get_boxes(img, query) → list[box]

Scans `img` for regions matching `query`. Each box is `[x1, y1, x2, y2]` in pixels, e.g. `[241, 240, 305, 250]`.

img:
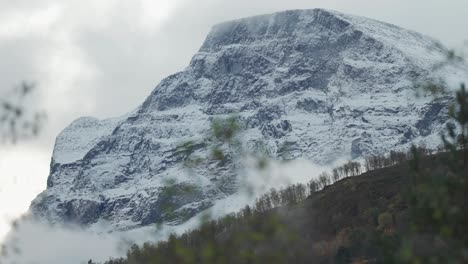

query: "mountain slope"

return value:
[104, 155, 413, 264]
[31, 9, 456, 231]
[101, 149, 466, 264]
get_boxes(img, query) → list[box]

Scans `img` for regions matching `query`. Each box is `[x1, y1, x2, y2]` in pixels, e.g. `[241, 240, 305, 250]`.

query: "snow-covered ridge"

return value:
[52, 117, 122, 165]
[201, 9, 446, 62]
[31, 9, 464, 232]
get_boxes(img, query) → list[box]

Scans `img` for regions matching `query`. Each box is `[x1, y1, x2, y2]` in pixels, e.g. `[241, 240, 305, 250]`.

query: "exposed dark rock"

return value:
[30, 9, 458, 231]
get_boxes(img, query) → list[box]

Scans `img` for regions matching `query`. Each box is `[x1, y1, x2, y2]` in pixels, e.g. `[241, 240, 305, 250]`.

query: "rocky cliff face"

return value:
[30, 9, 458, 231]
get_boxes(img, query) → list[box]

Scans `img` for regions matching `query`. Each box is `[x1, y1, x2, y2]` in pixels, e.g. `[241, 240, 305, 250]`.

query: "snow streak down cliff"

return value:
[31, 9, 456, 231]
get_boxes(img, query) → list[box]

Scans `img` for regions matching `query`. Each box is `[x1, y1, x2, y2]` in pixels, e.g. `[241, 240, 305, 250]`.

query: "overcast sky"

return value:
[0, 0, 467, 241]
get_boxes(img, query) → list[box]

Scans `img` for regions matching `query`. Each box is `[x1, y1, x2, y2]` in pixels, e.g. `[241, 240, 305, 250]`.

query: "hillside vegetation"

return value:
[92, 84, 468, 264]
[98, 149, 444, 264]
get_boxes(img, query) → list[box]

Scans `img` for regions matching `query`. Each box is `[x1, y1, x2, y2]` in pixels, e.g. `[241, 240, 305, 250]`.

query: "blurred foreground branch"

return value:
[0, 82, 46, 144]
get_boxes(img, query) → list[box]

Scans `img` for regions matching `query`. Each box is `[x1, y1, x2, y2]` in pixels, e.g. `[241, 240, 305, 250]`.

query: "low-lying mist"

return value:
[1, 158, 342, 264]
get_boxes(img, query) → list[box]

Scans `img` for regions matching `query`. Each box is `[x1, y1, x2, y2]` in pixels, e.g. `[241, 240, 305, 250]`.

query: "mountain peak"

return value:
[200, 9, 445, 65]
[200, 9, 349, 52]
[31, 10, 459, 231]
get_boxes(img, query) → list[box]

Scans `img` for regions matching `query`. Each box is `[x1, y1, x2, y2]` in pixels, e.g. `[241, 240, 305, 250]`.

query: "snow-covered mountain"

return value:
[30, 9, 459, 231]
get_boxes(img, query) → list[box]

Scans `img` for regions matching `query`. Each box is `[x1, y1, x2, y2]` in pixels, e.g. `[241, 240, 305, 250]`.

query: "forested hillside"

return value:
[95, 150, 430, 263]
[95, 84, 468, 264]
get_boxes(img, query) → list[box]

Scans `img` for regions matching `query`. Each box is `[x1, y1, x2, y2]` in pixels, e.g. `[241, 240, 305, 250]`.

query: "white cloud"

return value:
[0, 146, 50, 242]
[2, 220, 126, 264]
[0, 4, 61, 39]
